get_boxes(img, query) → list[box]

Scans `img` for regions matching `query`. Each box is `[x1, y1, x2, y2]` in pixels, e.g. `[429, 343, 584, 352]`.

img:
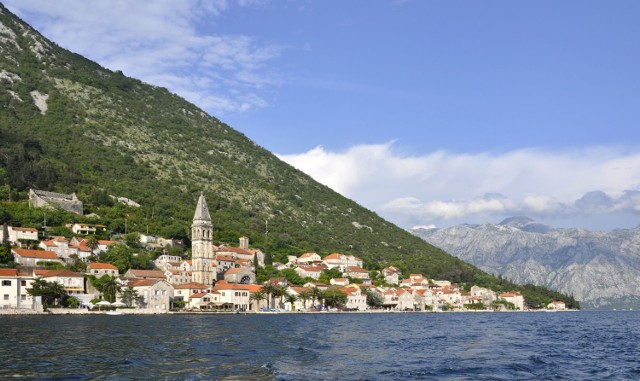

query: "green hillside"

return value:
[0, 4, 578, 308]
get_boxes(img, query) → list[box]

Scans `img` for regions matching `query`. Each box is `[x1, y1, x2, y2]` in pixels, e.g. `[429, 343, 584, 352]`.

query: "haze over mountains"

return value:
[413, 217, 640, 309]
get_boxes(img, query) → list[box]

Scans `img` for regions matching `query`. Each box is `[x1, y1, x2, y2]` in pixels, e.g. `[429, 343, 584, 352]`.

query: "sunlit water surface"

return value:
[1, 311, 639, 380]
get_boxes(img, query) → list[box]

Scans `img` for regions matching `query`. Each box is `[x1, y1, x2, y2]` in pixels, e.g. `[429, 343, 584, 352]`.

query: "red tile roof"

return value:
[126, 269, 165, 278]
[12, 249, 59, 259]
[129, 279, 161, 287]
[175, 282, 209, 290]
[0, 269, 19, 277]
[224, 268, 247, 275]
[41, 269, 84, 278]
[87, 263, 118, 270]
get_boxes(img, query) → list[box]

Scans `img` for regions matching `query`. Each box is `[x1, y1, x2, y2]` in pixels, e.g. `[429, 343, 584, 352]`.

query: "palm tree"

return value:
[96, 275, 121, 303]
[310, 287, 323, 309]
[261, 283, 277, 309]
[298, 289, 312, 310]
[272, 285, 287, 310]
[250, 290, 267, 312]
[86, 236, 99, 255]
[285, 293, 298, 311]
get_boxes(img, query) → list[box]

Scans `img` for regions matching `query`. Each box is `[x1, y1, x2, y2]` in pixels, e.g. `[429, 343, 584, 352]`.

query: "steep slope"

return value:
[413, 219, 640, 309]
[0, 3, 479, 282]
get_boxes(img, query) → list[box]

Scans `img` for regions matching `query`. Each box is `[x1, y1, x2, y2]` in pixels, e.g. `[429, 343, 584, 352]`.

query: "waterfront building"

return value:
[0, 269, 36, 310]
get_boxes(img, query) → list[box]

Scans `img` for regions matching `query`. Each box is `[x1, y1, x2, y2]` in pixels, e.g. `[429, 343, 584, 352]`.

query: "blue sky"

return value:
[4, 1, 640, 230]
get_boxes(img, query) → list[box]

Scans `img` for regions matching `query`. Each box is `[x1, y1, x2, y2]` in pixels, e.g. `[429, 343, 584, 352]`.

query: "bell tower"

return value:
[191, 192, 214, 285]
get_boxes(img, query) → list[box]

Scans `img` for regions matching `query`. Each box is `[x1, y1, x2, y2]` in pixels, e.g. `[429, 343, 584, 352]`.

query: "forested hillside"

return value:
[0, 4, 578, 307]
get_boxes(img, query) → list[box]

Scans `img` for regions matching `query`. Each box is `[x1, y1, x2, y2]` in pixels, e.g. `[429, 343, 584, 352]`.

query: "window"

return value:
[2, 281, 10, 286]
[21, 281, 26, 287]
[3, 295, 8, 300]
[21, 295, 26, 301]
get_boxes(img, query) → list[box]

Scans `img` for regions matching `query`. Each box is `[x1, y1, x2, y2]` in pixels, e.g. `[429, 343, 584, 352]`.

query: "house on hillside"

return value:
[0, 226, 39, 246]
[86, 263, 119, 278]
[39, 269, 85, 296]
[11, 248, 62, 267]
[382, 266, 401, 285]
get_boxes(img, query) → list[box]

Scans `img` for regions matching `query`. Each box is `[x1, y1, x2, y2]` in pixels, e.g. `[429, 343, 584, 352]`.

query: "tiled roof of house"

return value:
[175, 282, 209, 290]
[41, 269, 83, 278]
[216, 246, 255, 255]
[212, 283, 262, 292]
[224, 268, 248, 275]
[129, 279, 161, 287]
[87, 263, 118, 270]
[12, 249, 59, 259]
[0, 269, 19, 277]
[126, 269, 165, 278]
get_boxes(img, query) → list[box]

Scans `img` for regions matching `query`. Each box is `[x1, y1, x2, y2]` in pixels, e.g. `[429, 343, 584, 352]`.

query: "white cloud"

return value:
[3, 0, 281, 115]
[278, 143, 640, 229]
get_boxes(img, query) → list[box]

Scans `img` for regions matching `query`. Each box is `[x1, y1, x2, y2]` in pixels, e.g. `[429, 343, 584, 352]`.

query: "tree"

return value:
[310, 287, 323, 309]
[261, 283, 277, 309]
[27, 279, 67, 308]
[365, 288, 384, 309]
[297, 289, 312, 310]
[119, 286, 139, 307]
[66, 253, 86, 273]
[249, 290, 267, 311]
[322, 288, 347, 308]
[318, 268, 342, 285]
[93, 275, 121, 303]
[125, 232, 141, 249]
[272, 285, 287, 310]
[0, 224, 12, 263]
[285, 293, 298, 311]
[86, 235, 99, 254]
[264, 251, 273, 266]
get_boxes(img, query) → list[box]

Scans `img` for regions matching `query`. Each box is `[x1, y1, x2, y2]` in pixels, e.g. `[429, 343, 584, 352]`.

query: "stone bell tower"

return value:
[191, 192, 214, 286]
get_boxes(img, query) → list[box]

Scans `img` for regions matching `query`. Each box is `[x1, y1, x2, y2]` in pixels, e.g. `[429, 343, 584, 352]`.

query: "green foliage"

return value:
[92, 275, 121, 303]
[318, 268, 342, 285]
[26, 278, 66, 308]
[119, 286, 139, 307]
[464, 302, 486, 311]
[322, 288, 347, 308]
[365, 288, 384, 308]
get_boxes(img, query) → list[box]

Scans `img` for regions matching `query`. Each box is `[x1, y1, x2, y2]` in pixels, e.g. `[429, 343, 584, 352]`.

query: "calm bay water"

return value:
[1, 310, 639, 380]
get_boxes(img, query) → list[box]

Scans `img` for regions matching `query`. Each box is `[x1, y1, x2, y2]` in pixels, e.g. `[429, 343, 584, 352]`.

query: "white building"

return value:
[0, 226, 38, 245]
[12, 248, 62, 267]
[0, 269, 36, 309]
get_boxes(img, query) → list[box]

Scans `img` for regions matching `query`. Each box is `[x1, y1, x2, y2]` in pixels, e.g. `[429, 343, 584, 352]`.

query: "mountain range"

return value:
[412, 217, 640, 309]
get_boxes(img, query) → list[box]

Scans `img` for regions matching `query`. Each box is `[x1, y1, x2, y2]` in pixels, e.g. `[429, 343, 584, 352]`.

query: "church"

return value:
[190, 193, 258, 286]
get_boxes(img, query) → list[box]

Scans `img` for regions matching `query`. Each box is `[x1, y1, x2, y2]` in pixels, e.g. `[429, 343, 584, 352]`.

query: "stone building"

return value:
[29, 189, 83, 215]
[191, 193, 215, 286]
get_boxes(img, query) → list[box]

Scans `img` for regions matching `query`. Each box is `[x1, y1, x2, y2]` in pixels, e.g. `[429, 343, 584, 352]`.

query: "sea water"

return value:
[1, 310, 639, 380]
